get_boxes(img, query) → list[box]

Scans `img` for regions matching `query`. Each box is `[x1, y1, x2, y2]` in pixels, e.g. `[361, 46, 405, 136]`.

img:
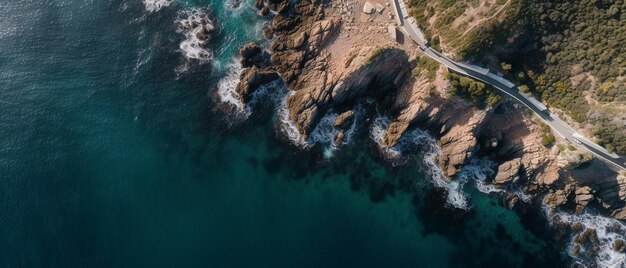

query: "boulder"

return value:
[614, 239, 626, 253]
[362, 2, 375, 14]
[544, 189, 569, 209]
[494, 158, 522, 185]
[239, 42, 270, 68]
[334, 110, 354, 130]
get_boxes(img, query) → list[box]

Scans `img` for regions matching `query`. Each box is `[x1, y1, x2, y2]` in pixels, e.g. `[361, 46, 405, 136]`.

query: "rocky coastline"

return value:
[224, 0, 626, 263]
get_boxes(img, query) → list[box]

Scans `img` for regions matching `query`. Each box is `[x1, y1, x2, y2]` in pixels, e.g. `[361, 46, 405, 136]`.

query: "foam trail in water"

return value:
[370, 118, 503, 209]
[458, 158, 500, 195]
[143, 0, 173, 12]
[175, 8, 215, 61]
[243, 79, 308, 147]
[217, 60, 246, 113]
[547, 209, 626, 267]
[309, 111, 339, 157]
[369, 115, 391, 150]
[369, 118, 471, 209]
[275, 92, 308, 147]
[339, 104, 363, 146]
[417, 134, 470, 209]
[308, 104, 363, 158]
[224, 0, 244, 11]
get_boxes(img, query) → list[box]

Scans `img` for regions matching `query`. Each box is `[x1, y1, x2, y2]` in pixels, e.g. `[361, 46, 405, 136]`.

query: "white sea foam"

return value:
[369, 119, 471, 209]
[217, 60, 246, 113]
[416, 134, 470, 210]
[308, 104, 364, 158]
[240, 79, 308, 147]
[547, 209, 626, 267]
[225, 0, 244, 11]
[339, 104, 363, 146]
[275, 92, 308, 147]
[369, 115, 391, 150]
[143, 0, 173, 12]
[369, 117, 503, 210]
[175, 8, 215, 61]
[309, 109, 339, 150]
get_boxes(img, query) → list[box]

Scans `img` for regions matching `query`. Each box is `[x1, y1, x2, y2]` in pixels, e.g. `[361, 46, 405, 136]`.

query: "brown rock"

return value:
[614, 239, 626, 253]
[334, 110, 354, 130]
[239, 42, 269, 68]
[494, 158, 522, 185]
[544, 189, 569, 209]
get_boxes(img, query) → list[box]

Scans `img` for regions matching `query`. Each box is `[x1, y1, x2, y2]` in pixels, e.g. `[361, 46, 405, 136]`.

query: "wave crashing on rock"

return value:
[143, 0, 173, 12]
[549, 209, 626, 267]
[175, 8, 216, 61]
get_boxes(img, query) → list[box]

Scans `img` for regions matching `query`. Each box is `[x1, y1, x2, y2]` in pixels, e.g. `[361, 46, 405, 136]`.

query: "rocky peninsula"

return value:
[224, 0, 626, 263]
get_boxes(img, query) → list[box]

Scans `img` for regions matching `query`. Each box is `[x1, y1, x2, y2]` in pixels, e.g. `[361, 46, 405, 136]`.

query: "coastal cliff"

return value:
[232, 0, 626, 223]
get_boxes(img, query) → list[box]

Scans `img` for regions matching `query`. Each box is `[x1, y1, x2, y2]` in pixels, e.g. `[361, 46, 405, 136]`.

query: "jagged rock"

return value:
[334, 131, 345, 145]
[240, 42, 270, 68]
[289, 32, 308, 49]
[494, 158, 522, 185]
[259, 6, 270, 16]
[286, 46, 409, 139]
[611, 207, 626, 220]
[236, 0, 626, 222]
[334, 110, 354, 130]
[437, 109, 486, 177]
[574, 228, 599, 246]
[574, 186, 595, 213]
[571, 245, 581, 257]
[544, 189, 569, 209]
[614, 239, 626, 253]
[255, 0, 289, 14]
[236, 67, 280, 102]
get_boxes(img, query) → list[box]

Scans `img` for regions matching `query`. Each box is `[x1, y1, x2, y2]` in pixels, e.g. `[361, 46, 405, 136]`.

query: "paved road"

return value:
[391, 0, 626, 171]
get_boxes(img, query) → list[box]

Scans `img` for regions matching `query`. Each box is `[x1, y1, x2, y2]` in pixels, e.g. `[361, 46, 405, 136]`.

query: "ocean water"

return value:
[0, 0, 571, 267]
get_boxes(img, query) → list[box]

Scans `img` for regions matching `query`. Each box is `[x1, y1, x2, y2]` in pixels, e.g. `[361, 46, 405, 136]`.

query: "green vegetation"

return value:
[539, 122, 555, 148]
[412, 56, 440, 79]
[409, 0, 626, 154]
[447, 72, 501, 108]
[568, 144, 577, 151]
[367, 47, 389, 64]
[591, 115, 626, 154]
[512, 0, 626, 154]
[406, 0, 518, 59]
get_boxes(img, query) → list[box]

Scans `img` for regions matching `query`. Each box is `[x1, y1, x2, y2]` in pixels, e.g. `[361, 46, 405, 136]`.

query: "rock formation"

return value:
[229, 0, 626, 222]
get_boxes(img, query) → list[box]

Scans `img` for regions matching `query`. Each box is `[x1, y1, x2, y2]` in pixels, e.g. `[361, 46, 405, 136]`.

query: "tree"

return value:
[501, 62, 512, 72]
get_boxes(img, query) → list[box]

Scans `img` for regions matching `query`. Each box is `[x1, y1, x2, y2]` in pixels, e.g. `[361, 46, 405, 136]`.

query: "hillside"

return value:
[408, 0, 626, 154]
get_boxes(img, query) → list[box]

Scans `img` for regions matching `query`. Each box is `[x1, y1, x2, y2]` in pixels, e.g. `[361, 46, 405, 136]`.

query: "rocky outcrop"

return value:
[231, 0, 626, 223]
[239, 42, 270, 68]
[494, 159, 521, 185]
[287, 46, 409, 138]
[254, 0, 290, 15]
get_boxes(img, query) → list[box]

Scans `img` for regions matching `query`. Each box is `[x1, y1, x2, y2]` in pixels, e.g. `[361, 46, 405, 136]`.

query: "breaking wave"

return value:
[217, 59, 246, 113]
[548, 209, 626, 267]
[216, 73, 306, 147]
[275, 91, 308, 147]
[369, 118, 471, 209]
[369, 116, 502, 210]
[369, 115, 391, 152]
[225, 0, 244, 11]
[175, 8, 216, 61]
[143, 0, 173, 12]
[309, 105, 363, 158]
[309, 111, 340, 157]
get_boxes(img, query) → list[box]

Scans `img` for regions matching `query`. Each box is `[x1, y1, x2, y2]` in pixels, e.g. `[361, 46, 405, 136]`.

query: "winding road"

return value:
[390, 0, 626, 171]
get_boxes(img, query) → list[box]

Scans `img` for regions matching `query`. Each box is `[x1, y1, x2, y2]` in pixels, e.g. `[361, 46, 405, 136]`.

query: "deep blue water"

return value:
[0, 0, 567, 267]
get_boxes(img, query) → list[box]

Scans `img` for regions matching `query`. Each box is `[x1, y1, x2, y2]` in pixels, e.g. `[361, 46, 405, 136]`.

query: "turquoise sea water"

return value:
[0, 0, 568, 267]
